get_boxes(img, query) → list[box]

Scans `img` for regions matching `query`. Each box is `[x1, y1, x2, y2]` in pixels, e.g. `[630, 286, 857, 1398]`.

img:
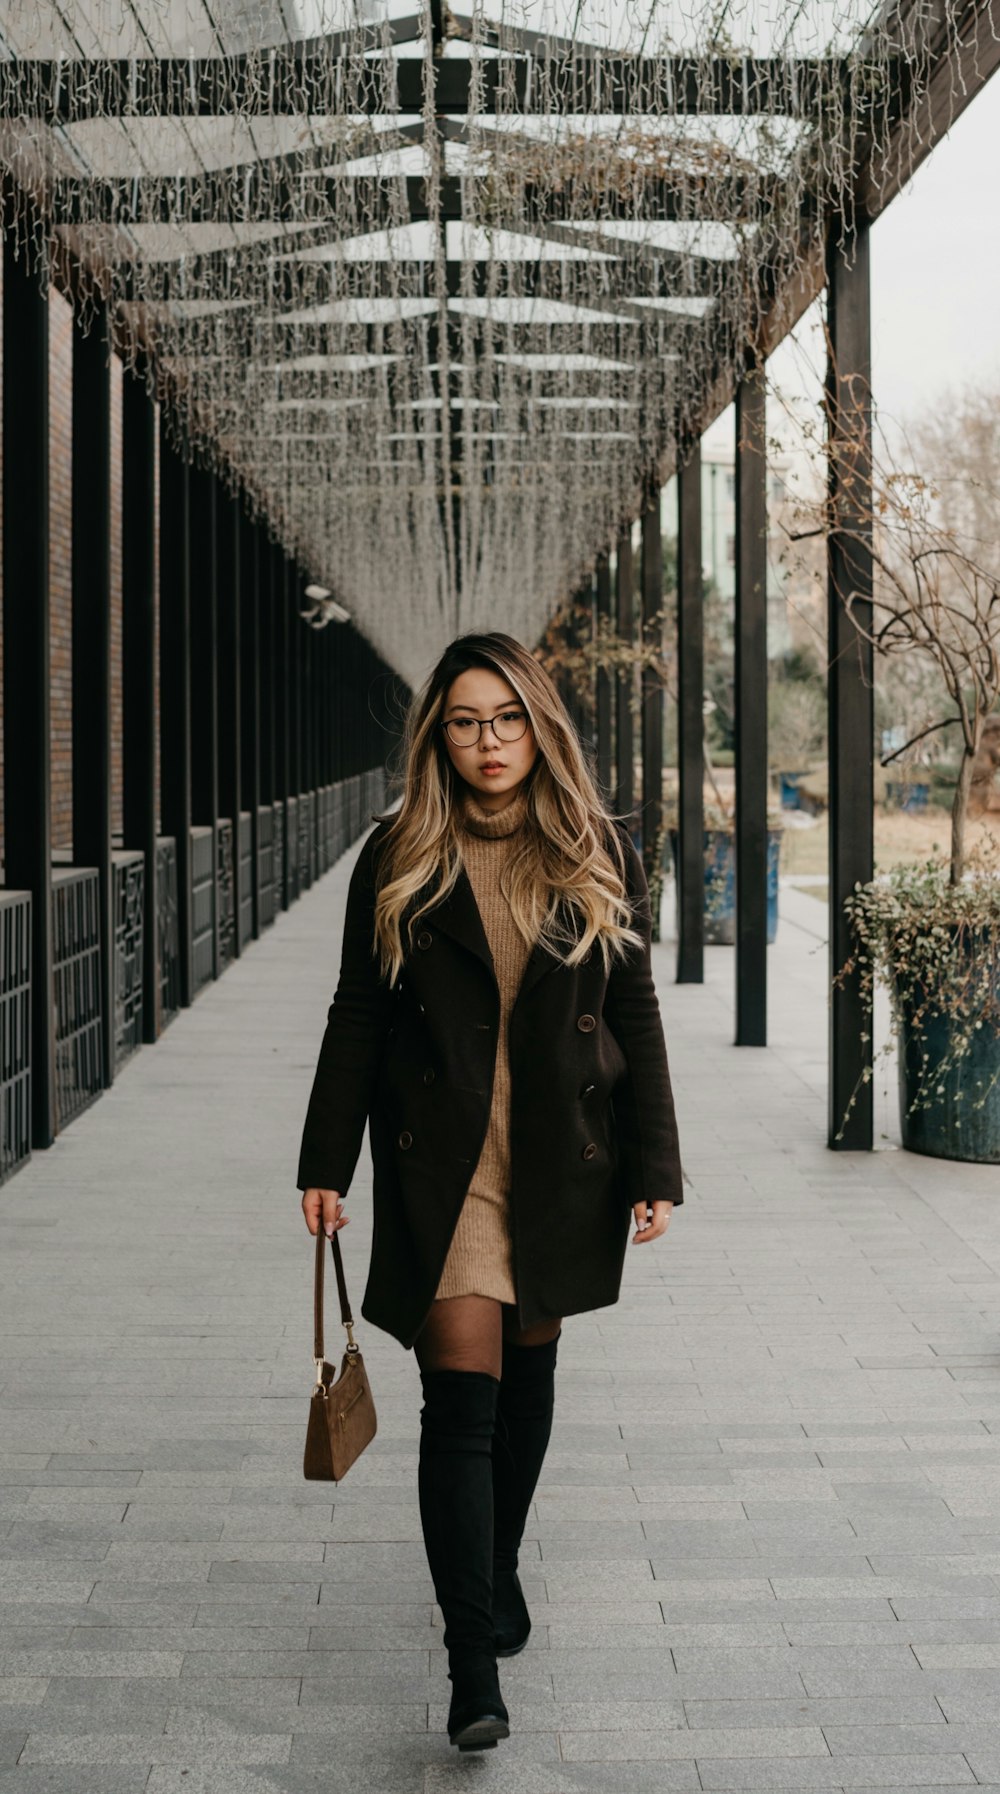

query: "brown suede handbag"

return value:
[303, 1224, 377, 1482]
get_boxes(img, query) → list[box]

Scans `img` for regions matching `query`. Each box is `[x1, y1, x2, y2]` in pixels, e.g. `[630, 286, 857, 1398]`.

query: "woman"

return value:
[298, 631, 683, 1752]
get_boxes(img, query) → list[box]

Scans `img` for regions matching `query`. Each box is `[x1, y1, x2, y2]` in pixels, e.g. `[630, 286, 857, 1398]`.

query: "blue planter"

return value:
[886, 780, 930, 814]
[671, 828, 781, 945]
[897, 941, 1000, 1163]
[779, 771, 809, 810]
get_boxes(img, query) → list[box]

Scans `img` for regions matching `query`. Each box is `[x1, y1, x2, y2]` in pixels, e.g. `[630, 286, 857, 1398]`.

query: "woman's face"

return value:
[441, 667, 539, 809]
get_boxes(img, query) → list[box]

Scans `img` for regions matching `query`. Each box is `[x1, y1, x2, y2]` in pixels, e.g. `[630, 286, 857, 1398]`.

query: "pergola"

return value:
[1, 0, 998, 1173]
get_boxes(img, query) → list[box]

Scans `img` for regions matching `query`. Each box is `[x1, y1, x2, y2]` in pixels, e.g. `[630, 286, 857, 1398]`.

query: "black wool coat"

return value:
[296, 816, 684, 1348]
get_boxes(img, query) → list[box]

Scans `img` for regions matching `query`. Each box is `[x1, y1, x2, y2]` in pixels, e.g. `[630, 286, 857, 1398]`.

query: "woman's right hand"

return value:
[301, 1188, 349, 1237]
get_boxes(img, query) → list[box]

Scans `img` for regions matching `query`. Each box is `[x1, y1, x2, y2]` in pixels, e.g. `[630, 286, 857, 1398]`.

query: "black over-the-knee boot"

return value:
[491, 1331, 560, 1655]
[417, 1367, 510, 1751]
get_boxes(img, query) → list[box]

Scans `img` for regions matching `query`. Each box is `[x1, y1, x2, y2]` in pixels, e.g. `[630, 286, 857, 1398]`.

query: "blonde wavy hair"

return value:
[371, 632, 645, 985]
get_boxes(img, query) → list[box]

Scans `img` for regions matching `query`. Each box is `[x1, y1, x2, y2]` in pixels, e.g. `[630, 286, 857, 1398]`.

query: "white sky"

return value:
[871, 72, 1000, 426]
[701, 70, 1000, 465]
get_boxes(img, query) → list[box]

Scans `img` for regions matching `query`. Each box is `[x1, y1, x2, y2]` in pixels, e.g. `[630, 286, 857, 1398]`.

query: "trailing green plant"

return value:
[834, 832, 1000, 1138]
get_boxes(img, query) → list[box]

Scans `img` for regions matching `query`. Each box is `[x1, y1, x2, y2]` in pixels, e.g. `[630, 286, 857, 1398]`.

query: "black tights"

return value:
[413, 1294, 563, 1376]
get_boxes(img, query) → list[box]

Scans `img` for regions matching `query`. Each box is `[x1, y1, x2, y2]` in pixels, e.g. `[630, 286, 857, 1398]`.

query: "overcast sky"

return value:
[871, 71, 1000, 426]
[699, 70, 1000, 465]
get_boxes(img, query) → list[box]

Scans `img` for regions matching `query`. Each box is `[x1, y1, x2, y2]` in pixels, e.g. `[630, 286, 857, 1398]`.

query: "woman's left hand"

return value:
[631, 1200, 673, 1244]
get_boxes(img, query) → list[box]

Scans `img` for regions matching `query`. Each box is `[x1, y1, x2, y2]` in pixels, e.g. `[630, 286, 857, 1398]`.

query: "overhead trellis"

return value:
[1, 0, 997, 686]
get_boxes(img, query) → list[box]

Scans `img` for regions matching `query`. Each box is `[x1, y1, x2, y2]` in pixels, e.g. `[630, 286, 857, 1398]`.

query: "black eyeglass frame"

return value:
[440, 709, 530, 748]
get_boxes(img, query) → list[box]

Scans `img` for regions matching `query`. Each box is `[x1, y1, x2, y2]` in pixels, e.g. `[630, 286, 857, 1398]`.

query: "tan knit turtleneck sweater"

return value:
[433, 782, 533, 1306]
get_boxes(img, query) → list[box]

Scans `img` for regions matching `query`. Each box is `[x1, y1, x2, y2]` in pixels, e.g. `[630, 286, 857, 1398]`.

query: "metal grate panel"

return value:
[257, 803, 275, 929]
[0, 891, 31, 1183]
[298, 790, 313, 891]
[238, 811, 254, 947]
[113, 850, 144, 1069]
[53, 867, 103, 1129]
[286, 796, 299, 903]
[157, 836, 181, 1030]
[272, 800, 285, 913]
[217, 818, 235, 973]
[191, 825, 216, 993]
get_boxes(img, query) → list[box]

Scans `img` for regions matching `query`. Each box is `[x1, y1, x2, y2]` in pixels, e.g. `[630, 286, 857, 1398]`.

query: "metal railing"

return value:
[1, 766, 389, 1182]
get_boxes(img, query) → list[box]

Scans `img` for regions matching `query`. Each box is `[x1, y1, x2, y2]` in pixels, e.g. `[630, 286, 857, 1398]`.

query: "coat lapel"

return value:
[419, 865, 566, 999]
[419, 864, 495, 979]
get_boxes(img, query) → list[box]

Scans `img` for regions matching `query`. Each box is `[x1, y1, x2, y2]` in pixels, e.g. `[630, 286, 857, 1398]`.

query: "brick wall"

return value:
[0, 281, 130, 869]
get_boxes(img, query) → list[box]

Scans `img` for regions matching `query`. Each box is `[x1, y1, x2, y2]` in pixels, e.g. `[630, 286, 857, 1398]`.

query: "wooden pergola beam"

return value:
[49, 167, 775, 229]
[1, 53, 848, 120]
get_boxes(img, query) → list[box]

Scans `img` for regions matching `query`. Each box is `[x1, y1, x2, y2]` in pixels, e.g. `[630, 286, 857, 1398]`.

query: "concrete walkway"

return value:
[2, 832, 1000, 1793]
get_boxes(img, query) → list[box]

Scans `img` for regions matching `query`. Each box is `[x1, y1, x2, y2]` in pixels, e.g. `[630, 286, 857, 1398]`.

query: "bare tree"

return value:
[777, 367, 1000, 884]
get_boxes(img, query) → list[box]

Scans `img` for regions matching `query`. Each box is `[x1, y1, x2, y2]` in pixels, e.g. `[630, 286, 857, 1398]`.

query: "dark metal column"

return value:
[827, 217, 875, 1149]
[595, 554, 613, 801]
[291, 567, 302, 797]
[274, 548, 290, 909]
[189, 466, 218, 973]
[71, 309, 113, 1087]
[239, 512, 260, 935]
[615, 524, 635, 829]
[218, 491, 242, 953]
[159, 425, 193, 1006]
[189, 467, 218, 830]
[122, 372, 158, 1043]
[303, 576, 314, 794]
[2, 234, 55, 1147]
[640, 486, 664, 900]
[676, 444, 705, 984]
[734, 363, 769, 1046]
[260, 538, 275, 807]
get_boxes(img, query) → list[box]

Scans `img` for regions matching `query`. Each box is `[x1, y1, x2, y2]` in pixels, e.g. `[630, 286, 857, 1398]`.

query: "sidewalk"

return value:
[2, 832, 1000, 1793]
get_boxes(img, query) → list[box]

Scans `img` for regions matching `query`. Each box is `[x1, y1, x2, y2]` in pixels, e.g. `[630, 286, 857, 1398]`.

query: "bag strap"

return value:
[313, 1224, 358, 1367]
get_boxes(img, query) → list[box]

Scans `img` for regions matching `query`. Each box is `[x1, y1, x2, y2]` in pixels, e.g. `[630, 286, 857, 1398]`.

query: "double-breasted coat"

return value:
[296, 814, 684, 1348]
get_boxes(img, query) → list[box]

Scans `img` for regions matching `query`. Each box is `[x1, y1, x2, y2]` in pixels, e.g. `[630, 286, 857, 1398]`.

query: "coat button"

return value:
[416, 930, 433, 951]
[577, 1013, 596, 1032]
[582, 1142, 598, 1161]
[423, 1068, 435, 1086]
[580, 1082, 595, 1098]
[398, 1130, 413, 1149]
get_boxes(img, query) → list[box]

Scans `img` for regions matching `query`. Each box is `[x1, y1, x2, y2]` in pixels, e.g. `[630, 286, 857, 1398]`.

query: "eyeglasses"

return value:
[442, 709, 529, 747]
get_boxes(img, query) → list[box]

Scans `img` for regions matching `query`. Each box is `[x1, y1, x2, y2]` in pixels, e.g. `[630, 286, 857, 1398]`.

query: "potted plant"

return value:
[779, 375, 1000, 1160]
[664, 789, 786, 945]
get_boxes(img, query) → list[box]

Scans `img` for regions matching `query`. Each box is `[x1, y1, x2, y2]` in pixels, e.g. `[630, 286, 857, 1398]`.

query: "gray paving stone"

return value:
[559, 1726, 830, 1760]
[696, 1756, 975, 1787]
[683, 1697, 946, 1727]
[18, 1730, 294, 1765]
[0, 1773, 150, 1792]
[824, 1723, 1000, 1755]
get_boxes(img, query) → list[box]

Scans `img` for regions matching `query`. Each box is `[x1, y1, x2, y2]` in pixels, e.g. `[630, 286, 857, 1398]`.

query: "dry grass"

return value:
[779, 808, 1000, 879]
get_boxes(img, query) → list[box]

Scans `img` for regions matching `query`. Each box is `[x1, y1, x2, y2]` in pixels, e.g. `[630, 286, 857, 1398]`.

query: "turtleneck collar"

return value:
[459, 781, 530, 839]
